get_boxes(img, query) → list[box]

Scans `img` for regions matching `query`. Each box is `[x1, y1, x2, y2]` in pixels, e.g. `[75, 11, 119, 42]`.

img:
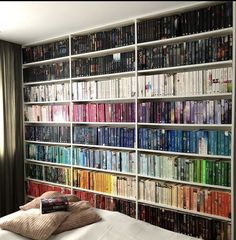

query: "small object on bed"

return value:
[40, 196, 69, 214]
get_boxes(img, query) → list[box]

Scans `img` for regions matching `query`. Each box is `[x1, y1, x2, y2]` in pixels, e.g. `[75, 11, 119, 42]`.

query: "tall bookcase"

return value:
[22, 2, 235, 239]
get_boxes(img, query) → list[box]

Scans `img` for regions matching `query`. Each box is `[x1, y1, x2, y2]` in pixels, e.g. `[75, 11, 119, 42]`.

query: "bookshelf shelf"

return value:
[71, 71, 135, 81]
[22, 2, 234, 239]
[138, 174, 231, 191]
[137, 27, 233, 48]
[138, 60, 233, 74]
[138, 149, 231, 160]
[72, 186, 136, 201]
[71, 44, 135, 59]
[22, 56, 70, 68]
[138, 200, 231, 222]
[72, 165, 136, 177]
[23, 78, 71, 86]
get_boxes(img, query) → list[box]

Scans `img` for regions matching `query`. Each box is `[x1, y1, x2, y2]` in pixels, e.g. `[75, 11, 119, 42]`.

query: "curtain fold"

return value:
[0, 40, 24, 217]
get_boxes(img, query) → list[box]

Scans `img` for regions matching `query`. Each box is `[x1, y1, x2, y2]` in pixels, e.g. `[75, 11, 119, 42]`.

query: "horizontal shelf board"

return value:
[72, 165, 136, 176]
[26, 178, 71, 188]
[24, 100, 70, 105]
[72, 122, 135, 127]
[72, 97, 135, 103]
[138, 200, 231, 222]
[72, 186, 136, 201]
[25, 140, 71, 146]
[138, 174, 231, 191]
[137, 149, 231, 160]
[138, 61, 233, 74]
[137, 123, 232, 130]
[71, 44, 135, 58]
[24, 121, 70, 125]
[72, 143, 134, 151]
[137, 28, 233, 47]
[25, 159, 71, 168]
[23, 78, 71, 86]
[71, 71, 135, 81]
[137, 93, 232, 101]
[22, 56, 69, 68]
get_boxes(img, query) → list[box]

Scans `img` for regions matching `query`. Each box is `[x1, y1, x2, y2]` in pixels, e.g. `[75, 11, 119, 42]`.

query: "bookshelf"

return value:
[22, 2, 235, 239]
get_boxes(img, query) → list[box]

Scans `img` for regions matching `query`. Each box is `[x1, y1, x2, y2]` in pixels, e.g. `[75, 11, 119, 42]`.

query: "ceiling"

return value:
[0, 1, 198, 46]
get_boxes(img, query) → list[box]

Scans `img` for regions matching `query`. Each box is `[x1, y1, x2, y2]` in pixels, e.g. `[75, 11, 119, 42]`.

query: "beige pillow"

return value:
[20, 191, 80, 210]
[0, 209, 70, 240]
[54, 203, 101, 234]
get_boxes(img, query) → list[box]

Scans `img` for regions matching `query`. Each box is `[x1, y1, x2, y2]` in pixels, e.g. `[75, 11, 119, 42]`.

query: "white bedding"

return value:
[0, 208, 198, 240]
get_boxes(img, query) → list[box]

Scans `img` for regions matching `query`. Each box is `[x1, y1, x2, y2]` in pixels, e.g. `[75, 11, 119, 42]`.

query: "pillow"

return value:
[54, 203, 101, 234]
[0, 209, 70, 240]
[20, 191, 80, 210]
[68, 201, 91, 212]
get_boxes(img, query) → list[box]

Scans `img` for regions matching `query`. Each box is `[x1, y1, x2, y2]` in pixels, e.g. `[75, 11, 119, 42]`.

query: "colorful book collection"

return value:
[73, 147, 136, 173]
[26, 143, 71, 165]
[73, 126, 135, 148]
[138, 67, 232, 97]
[24, 104, 70, 122]
[138, 99, 232, 124]
[72, 76, 136, 100]
[138, 204, 231, 240]
[23, 39, 69, 63]
[139, 153, 231, 187]
[25, 125, 71, 143]
[26, 163, 43, 180]
[73, 103, 135, 122]
[24, 83, 70, 102]
[137, 2, 232, 43]
[23, 61, 69, 83]
[72, 24, 135, 54]
[138, 128, 231, 156]
[26, 180, 71, 197]
[44, 165, 71, 186]
[73, 170, 136, 198]
[71, 51, 135, 77]
[138, 35, 232, 70]
[139, 179, 231, 218]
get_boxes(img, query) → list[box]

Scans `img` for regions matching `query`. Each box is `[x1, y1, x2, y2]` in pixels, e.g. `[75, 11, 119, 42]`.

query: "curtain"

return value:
[0, 40, 24, 217]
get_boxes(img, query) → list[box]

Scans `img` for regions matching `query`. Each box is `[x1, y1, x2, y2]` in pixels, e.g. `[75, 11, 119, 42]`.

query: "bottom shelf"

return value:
[25, 180, 231, 240]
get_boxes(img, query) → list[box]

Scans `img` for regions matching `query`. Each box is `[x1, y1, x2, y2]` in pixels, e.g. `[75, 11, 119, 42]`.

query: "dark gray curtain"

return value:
[0, 40, 24, 217]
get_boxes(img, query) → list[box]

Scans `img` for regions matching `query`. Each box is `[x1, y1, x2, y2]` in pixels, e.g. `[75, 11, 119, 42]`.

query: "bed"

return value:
[0, 208, 198, 240]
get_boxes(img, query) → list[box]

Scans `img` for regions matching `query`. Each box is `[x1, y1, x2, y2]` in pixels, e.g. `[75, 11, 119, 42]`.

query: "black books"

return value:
[40, 196, 69, 214]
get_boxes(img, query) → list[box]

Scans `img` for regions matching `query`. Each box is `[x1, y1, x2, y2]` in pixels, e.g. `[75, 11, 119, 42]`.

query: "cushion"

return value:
[54, 202, 101, 234]
[20, 191, 80, 210]
[0, 208, 70, 240]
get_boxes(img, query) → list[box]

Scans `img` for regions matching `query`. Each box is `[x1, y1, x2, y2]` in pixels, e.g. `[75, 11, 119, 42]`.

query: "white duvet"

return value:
[0, 208, 198, 240]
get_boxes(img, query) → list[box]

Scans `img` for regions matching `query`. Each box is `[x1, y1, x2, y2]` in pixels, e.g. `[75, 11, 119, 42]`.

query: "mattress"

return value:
[0, 208, 198, 240]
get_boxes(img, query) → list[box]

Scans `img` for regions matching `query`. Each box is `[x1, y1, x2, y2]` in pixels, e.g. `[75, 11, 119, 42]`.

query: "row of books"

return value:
[139, 153, 230, 187]
[71, 51, 135, 77]
[73, 147, 136, 173]
[23, 61, 69, 83]
[72, 24, 135, 54]
[138, 204, 231, 240]
[45, 166, 71, 186]
[73, 126, 135, 148]
[139, 180, 231, 218]
[138, 99, 232, 124]
[72, 77, 136, 100]
[73, 170, 136, 198]
[137, 2, 232, 43]
[24, 105, 70, 122]
[25, 125, 71, 143]
[138, 67, 233, 98]
[138, 129, 231, 156]
[73, 103, 135, 122]
[26, 143, 71, 165]
[138, 35, 232, 70]
[24, 83, 70, 102]
[26, 164, 43, 180]
[23, 39, 69, 64]
[26, 180, 71, 197]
